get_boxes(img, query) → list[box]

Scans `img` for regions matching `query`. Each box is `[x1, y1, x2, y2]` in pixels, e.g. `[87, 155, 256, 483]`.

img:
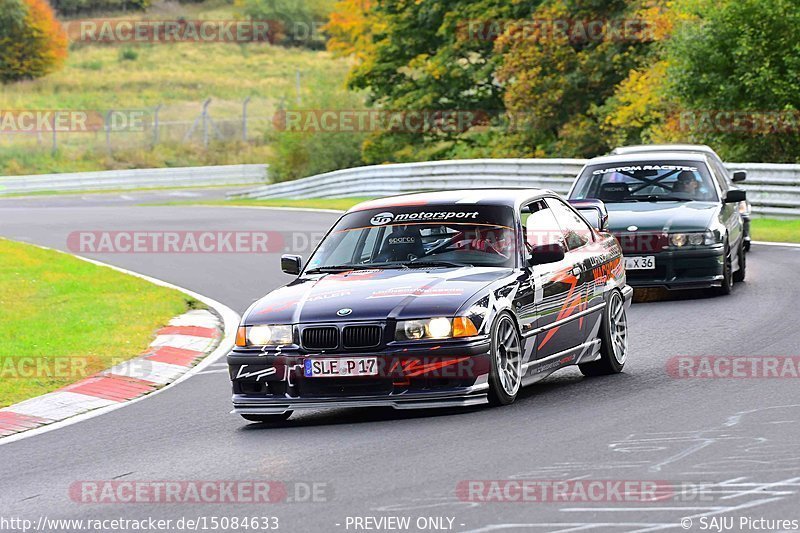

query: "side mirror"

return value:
[528, 243, 566, 267]
[732, 170, 747, 183]
[568, 199, 609, 231]
[724, 189, 747, 204]
[281, 254, 302, 275]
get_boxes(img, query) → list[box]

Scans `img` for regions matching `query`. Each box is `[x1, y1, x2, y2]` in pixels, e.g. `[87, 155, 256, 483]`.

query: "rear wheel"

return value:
[241, 412, 292, 423]
[714, 242, 733, 296]
[487, 313, 522, 406]
[579, 290, 627, 377]
[733, 239, 746, 283]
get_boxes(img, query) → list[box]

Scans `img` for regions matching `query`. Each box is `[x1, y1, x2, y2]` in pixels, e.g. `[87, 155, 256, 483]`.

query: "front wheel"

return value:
[714, 242, 733, 296]
[579, 290, 628, 377]
[241, 412, 292, 423]
[487, 313, 523, 406]
[733, 239, 746, 283]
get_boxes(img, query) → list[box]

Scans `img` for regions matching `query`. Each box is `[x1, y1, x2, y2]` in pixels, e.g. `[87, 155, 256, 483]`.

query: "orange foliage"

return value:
[0, 0, 68, 83]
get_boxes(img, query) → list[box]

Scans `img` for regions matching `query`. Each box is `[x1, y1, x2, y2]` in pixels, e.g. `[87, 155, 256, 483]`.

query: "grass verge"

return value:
[0, 238, 196, 407]
[750, 218, 800, 244]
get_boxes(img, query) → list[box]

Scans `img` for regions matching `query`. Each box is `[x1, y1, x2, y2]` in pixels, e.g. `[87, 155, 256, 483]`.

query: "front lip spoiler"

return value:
[231, 384, 489, 414]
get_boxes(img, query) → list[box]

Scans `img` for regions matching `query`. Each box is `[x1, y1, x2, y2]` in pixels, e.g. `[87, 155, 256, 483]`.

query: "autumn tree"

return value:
[0, 0, 68, 83]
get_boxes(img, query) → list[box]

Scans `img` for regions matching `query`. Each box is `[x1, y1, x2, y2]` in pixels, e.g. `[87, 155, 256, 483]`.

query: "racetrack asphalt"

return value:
[1, 189, 799, 533]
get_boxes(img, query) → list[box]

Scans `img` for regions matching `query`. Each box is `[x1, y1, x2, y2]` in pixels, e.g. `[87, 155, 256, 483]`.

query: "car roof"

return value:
[347, 188, 552, 213]
[611, 144, 716, 156]
[584, 151, 710, 166]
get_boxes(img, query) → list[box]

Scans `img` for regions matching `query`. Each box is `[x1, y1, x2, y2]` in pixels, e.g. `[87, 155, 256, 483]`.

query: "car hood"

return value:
[605, 201, 719, 233]
[245, 268, 511, 324]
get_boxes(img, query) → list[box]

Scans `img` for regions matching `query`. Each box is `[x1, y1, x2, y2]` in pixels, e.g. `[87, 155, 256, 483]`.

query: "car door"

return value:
[708, 158, 743, 250]
[521, 199, 583, 361]
[536, 197, 603, 358]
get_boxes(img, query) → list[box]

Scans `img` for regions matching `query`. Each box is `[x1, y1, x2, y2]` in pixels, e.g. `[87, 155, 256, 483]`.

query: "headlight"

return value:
[668, 231, 716, 248]
[235, 324, 294, 347]
[395, 317, 478, 341]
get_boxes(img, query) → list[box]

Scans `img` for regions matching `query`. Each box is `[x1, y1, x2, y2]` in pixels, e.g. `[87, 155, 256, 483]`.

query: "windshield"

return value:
[570, 161, 719, 203]
[304, 205, 517, 271]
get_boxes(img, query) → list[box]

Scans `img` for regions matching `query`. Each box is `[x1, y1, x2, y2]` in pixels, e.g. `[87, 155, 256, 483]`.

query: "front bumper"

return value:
[228, 337, 492, 414]
[624, 245, 725, 290]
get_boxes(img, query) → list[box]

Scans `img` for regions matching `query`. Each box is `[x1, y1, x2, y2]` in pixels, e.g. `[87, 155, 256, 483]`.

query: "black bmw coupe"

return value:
[228, 189, 632, 422]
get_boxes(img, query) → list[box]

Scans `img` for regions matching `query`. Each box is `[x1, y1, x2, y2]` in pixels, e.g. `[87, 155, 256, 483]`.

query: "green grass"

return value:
[0, 238, 196, 407]
[0, 1, 351, 176]
[750, 218, 800, 244]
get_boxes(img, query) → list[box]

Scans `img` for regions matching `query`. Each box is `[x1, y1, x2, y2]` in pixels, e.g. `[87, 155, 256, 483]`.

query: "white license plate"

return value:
[625, 256, 656, 270]
[304, 357, 378, 378]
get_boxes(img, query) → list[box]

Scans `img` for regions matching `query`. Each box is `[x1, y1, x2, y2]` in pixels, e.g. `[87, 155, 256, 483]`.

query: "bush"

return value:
[265, 73, 366, 182]
[0, 0, 68, 83]
[240, 0, 334, 49]
[51, 0, 151, 16]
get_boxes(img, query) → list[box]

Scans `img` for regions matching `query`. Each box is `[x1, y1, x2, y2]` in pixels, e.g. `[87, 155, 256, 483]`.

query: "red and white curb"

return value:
[0, 309, 222, 438]
[0, 242, 239, 446]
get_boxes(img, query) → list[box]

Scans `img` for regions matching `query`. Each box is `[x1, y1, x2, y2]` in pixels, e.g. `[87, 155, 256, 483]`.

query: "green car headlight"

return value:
[669, 231, 716, 248]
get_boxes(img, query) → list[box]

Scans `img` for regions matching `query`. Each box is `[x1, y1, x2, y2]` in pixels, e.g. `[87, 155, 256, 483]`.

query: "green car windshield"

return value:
[571, 161, 719, 203]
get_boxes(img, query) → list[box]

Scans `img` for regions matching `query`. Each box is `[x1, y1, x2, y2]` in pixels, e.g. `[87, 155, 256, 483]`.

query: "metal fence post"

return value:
[105, 110, 112, 152]
[152, 104, 162, 147]
[202, 98, 211, 149]
[51, 112, 58, 155]
[242, 97, 251, 142]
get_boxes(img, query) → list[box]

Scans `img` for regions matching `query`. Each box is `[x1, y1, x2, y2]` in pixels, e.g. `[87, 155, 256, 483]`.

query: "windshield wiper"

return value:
[304, 264, 375, 273]
[635, 195, 691, 202]
[404, 260, 469, 268]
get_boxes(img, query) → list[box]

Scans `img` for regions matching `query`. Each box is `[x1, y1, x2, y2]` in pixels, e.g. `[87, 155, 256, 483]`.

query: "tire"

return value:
[733, 239, 746, 283]
[714, 241, 733, 296]
[241, 412, 292, 423]
[743, 240, 751, 252]
[579, 290, 628, 377]
[487, 312, 523, 406]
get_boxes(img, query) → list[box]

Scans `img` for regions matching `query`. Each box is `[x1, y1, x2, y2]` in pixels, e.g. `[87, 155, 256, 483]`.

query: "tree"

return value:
[496, 0, 659, 158]
[0, 0, 68, 83]
[665, 0, 800, 162]
[332, 0, 539, 163]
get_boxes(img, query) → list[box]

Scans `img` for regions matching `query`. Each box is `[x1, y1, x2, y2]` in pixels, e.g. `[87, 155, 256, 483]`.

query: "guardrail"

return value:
[0, 164, 268, 196]
[232, 159, 800, 218]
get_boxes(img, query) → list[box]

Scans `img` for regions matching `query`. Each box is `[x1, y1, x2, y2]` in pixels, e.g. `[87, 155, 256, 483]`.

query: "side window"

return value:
[521, 200, 565, 254]
[708, 159, 730, 193]
[545, 197, 593, 250]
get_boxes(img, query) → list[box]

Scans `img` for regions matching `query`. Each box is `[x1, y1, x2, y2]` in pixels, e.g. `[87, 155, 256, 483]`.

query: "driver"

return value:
[673, 171, 700, 196]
